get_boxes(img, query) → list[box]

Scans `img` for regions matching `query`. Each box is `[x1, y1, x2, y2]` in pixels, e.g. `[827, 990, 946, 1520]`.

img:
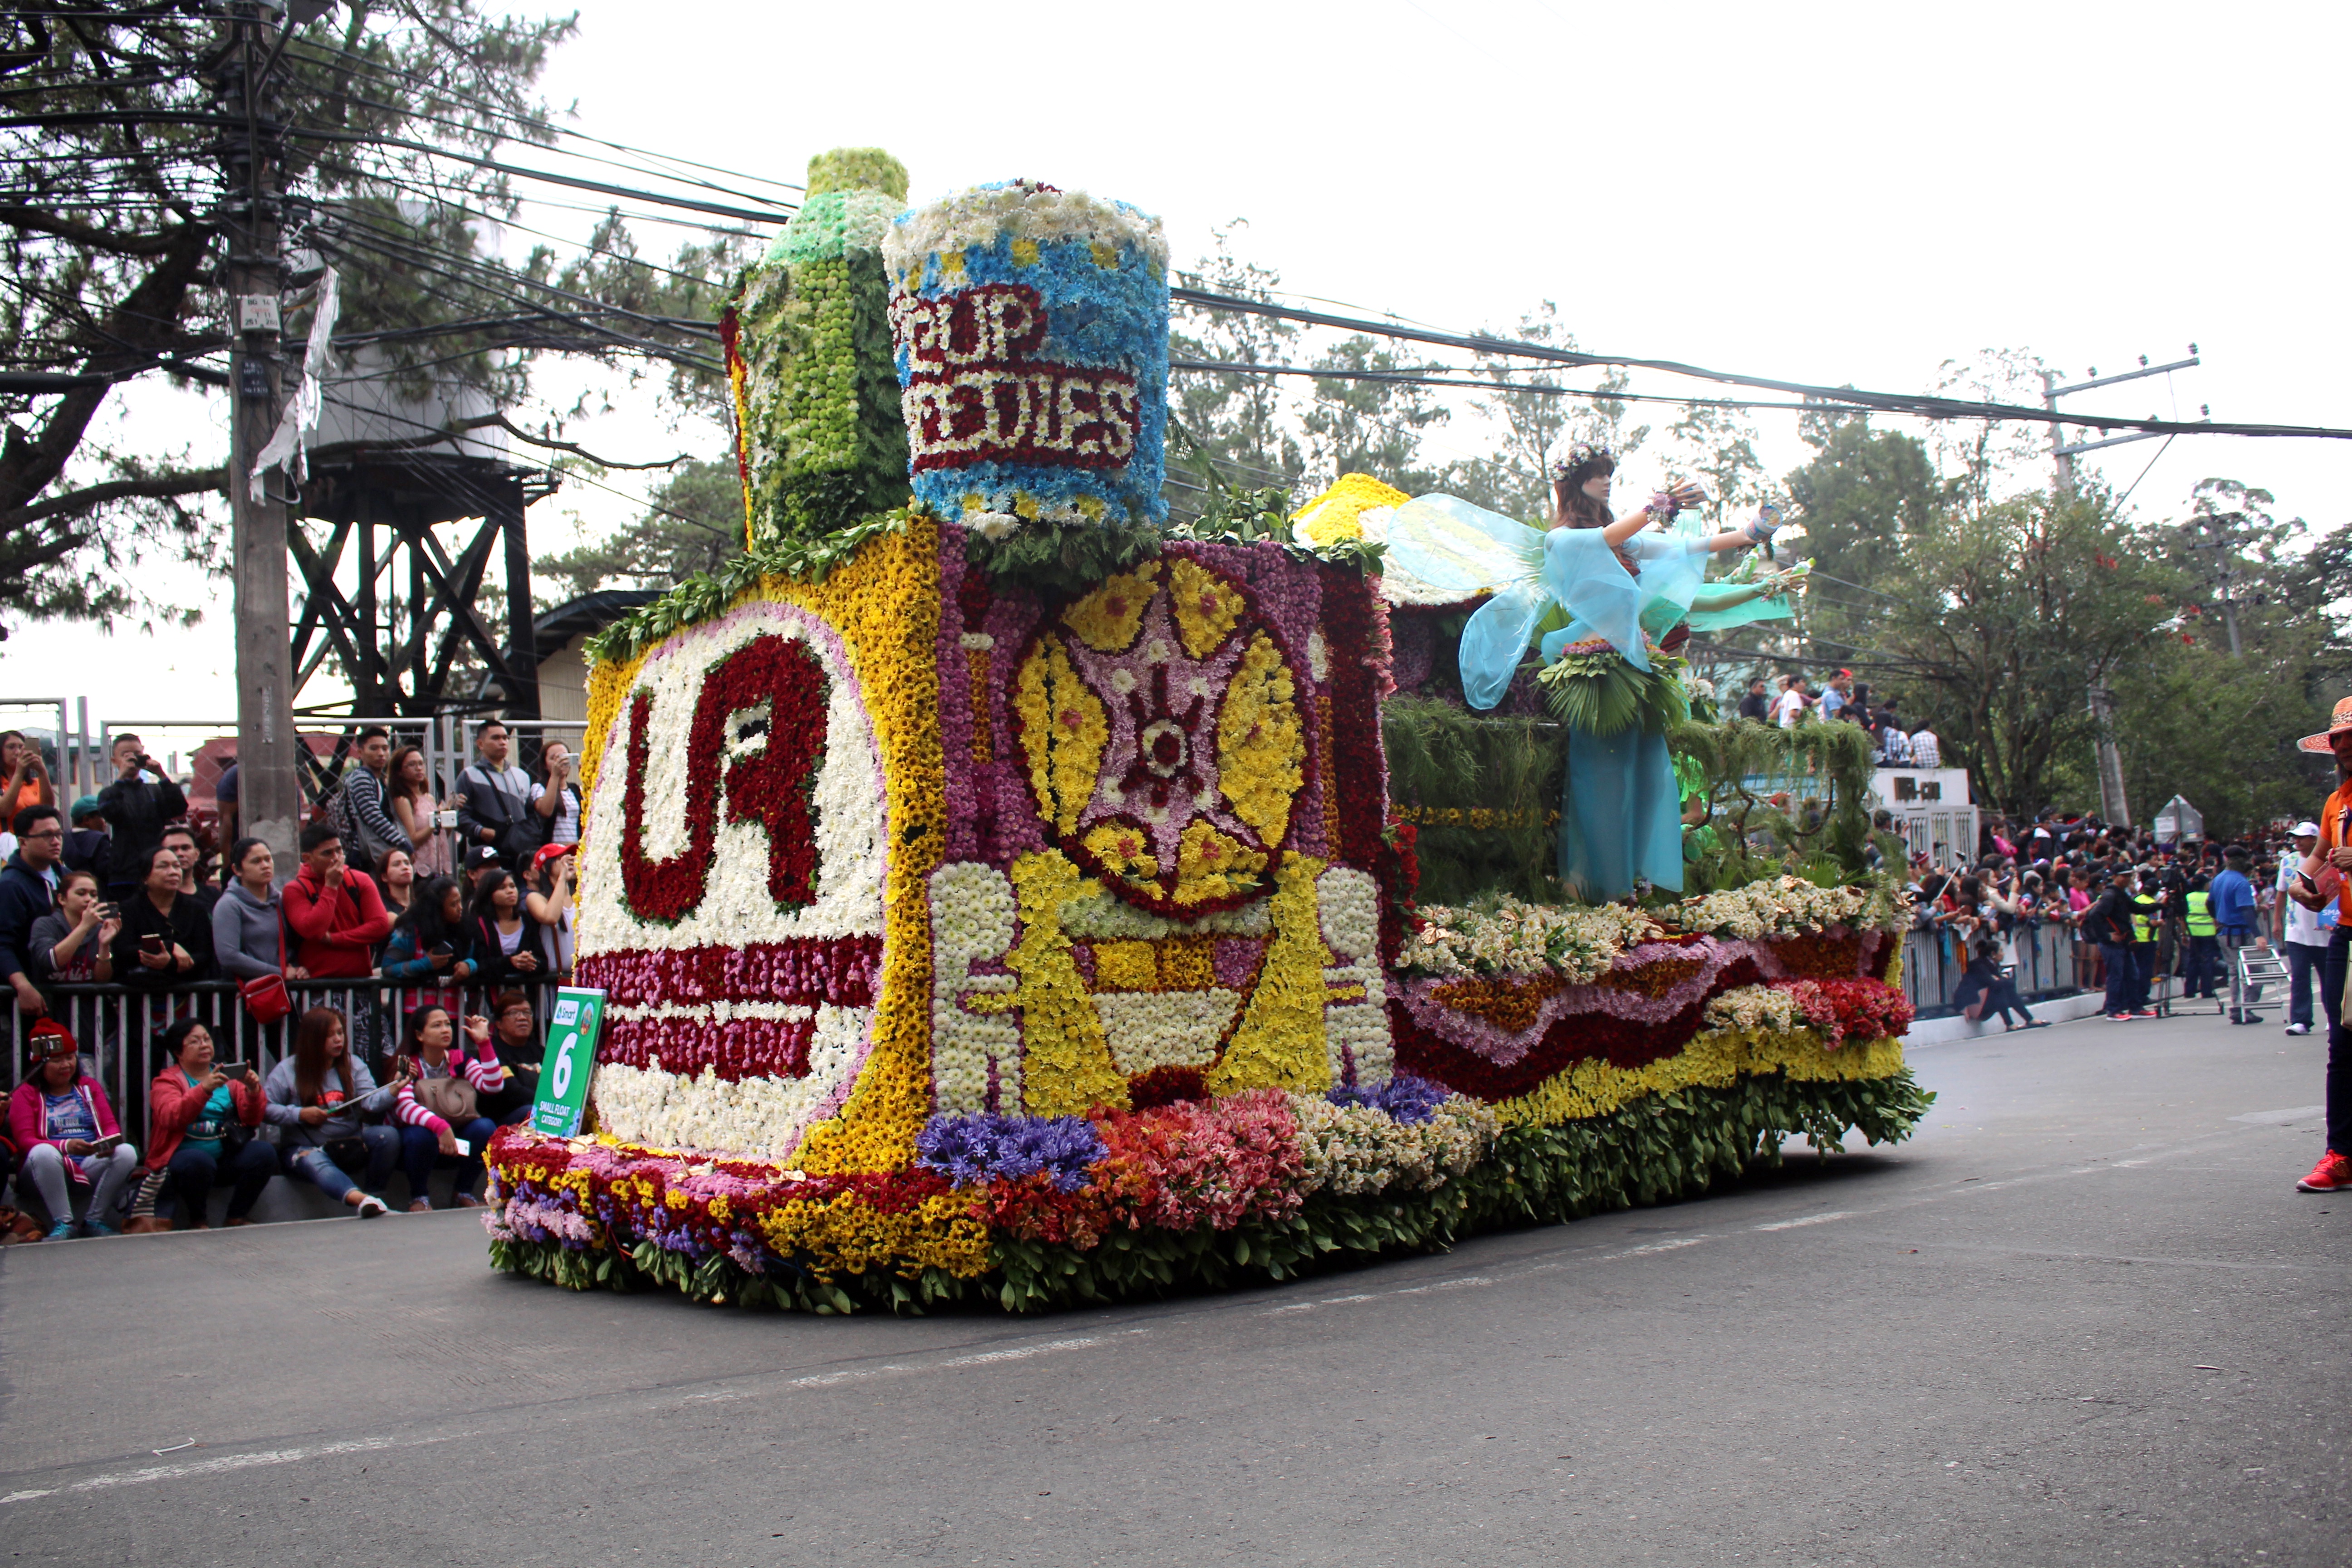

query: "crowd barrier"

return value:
[1900, 920, 2086, 1019]
[0, 977, 565, 1152]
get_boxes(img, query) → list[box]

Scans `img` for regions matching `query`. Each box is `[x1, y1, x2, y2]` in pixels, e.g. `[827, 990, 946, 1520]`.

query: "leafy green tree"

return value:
[0, 0, 579, 630]
[1871, 484, 2180, 819]
[1168, 224, 1302, 513]
[1300, 335, 1447, 493]
[1442, 301, 1645, 522]
[536, 458, 743, 601]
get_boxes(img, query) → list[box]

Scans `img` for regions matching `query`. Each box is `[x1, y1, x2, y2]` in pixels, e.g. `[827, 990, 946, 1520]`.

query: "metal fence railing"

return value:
[3, 977, 565, 1159]
[1901, 920, 2087, 1019]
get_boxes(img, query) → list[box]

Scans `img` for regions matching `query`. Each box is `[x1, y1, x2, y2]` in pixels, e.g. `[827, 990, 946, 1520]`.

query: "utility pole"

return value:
[2042, 349, 2202, 491]
[2087, 684, 2132, 828]
[209, 4, 298, 874]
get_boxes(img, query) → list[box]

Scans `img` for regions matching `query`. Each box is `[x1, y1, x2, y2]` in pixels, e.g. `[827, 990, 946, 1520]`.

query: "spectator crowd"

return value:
[1733, 669, 1941, 766]
[0, 722, 581, 1240]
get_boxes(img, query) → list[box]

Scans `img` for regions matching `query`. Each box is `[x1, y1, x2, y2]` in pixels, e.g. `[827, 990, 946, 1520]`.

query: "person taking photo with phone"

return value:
[144, 1017, 271, 1229]
[0, 730, 56, 824]
[111, 844, 214, 991]
[96, 733, 186, 902]
[8, 1020, 138, 1239]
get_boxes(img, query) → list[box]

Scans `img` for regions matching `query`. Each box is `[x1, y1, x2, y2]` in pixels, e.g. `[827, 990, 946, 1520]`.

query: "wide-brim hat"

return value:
[2298, 695, 2352, 753]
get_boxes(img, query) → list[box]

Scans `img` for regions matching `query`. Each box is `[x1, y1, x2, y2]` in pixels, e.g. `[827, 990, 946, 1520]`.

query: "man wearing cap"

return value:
[2209, 845, 2262, 1024]
[61, 795, 110, 887]
[2279, 821, 2334, 1036]
[2288, 697, 2352, 1191]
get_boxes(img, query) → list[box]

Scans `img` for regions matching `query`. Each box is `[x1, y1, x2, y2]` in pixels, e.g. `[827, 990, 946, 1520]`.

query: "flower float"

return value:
[487, 172, 1932, 1314]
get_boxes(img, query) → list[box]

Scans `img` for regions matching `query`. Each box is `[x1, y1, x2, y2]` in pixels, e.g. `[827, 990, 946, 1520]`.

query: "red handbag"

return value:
[239, 972, 294, 1026]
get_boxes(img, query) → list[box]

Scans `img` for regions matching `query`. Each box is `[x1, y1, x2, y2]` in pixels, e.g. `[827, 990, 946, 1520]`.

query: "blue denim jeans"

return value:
[165, 1139, 278, 1222]
[398, 1117, 495, 1205]
[2100, 942, 2137, 1016]
[282, 1124, 401, 1202]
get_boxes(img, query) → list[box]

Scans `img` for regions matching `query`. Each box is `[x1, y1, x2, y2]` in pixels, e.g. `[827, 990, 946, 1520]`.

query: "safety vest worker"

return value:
[2133, 911, 2155, 945]
[2184, 890, 2216, 937]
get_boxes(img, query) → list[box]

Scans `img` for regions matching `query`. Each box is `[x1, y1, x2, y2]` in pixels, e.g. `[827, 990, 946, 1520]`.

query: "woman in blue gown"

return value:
[1383, 446, 1798, 902]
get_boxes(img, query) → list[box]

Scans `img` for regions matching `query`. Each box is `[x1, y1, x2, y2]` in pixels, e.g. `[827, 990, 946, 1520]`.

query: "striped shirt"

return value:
[393, 1040, 506, 1133]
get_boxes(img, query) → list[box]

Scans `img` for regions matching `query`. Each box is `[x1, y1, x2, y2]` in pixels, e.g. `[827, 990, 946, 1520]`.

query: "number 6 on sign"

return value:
[530, 988, 608, 1137]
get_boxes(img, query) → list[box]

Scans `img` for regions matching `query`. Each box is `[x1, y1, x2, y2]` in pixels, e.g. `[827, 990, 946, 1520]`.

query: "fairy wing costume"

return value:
[1387, 494, 1798, 900]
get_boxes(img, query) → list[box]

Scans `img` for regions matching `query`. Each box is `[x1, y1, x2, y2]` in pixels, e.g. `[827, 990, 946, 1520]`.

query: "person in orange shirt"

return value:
[0, 730, 55, 825]
[2288, 696, 2352, 1191]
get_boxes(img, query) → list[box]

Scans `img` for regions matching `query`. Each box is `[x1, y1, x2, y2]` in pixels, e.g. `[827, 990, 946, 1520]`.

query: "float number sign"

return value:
[530, 987, 609, 1137]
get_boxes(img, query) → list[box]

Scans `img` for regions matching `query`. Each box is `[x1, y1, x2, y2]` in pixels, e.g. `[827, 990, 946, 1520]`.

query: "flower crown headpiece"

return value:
[1550, 443, 1615, 482]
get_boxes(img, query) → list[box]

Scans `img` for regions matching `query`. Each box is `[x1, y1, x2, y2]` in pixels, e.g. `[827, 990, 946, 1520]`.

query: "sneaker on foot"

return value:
[43, 1220, 74, 1241]
[81, 1220, 119, 1238]
[2287, 1023, 2313, 1036]
[356, 1195, 388, 1219]
[2132, 1009, 2160, 1019]
[2297, 1151, 2352, 1192]
[2107, 1013, 2135, 1022]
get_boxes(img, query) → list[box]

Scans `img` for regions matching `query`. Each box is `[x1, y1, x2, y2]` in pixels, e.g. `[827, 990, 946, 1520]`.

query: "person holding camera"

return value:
[0, 730, 56, 825]
[97, 734, 187, 902]
[530, 740, 579, 848]
[7, 1020, 137, 1239]
[145, 1017, 272, 1229]
[111, 844, 215, 992]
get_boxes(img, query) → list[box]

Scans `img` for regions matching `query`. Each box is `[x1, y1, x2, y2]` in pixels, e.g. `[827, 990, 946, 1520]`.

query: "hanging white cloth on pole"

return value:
[250, 265, 339, 491]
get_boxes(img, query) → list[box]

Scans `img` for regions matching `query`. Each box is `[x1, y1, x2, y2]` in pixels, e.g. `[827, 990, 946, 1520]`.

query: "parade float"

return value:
[483, 151, 1929, 1313]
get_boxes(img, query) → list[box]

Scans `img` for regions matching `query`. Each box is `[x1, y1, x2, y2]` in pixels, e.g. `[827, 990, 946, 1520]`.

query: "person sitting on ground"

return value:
[281, 823, 393, 981]
[264, 1006, 403, 1219]
[477, 989, 544, 1124]
[464, 867, 548, 991]
[1953, 935, 2045, 1032]
[161, 823, 220, 921]
[145, 1017, 272, 1230]
[7, 1020, 138, 1239]
[96, 733, 187, 901]
[388, 1004, 505, 1211]
[111, 844, 214, 990]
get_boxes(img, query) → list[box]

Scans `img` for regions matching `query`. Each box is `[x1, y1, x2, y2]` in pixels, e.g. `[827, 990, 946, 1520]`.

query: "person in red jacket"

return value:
[281, 822, 393, 980]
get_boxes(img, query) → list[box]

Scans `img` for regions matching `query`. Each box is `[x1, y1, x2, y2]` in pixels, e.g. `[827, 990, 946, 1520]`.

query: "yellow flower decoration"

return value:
[1215, 631, 1304, 848]
[1168, 556, 1247, 658]
[1207, 856, 1332, 1095]
[1172, 820, 1267, 907]
[1060, 560, 1159, 652]
[1290, 472, 1410, 546]
[981, 850, 1129, 1116]
[1016, 637, 1109, 838]
[1081, 822, 1159, 889]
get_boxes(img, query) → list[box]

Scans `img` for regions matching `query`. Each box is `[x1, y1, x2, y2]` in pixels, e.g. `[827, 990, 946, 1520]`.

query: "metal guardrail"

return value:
[1, 977, 564, 1155]
[1901, 920, 2087, 1019]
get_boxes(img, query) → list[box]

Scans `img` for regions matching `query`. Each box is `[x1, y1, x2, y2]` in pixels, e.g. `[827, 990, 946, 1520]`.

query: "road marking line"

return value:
[1607, 1236, 1712, 1258]
[1754, 1211, 1854, 1231]
[1, 1434, 416, 1506]
[2230, 1106, 2326, 1125]
[786, 1336, 1107, 1387]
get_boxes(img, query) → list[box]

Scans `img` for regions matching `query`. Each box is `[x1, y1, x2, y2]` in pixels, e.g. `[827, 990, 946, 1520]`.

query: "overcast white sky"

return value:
[13, 0, 2349, 737]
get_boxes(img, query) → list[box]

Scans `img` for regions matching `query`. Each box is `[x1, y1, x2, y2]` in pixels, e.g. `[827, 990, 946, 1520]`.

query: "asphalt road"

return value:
[0, 1007, 2344, 1567]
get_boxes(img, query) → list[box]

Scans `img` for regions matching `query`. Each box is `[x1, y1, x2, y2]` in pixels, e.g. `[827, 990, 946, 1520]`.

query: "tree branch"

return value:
[0, 465, 225, 532]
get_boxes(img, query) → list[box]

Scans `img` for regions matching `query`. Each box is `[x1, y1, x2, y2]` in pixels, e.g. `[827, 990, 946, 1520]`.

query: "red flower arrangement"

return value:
[618, 632, 831, 924]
